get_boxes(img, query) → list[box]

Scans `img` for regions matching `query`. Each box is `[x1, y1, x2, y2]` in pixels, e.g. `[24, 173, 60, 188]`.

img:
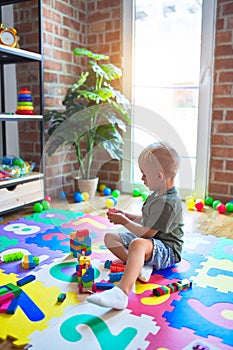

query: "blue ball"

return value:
[59, 191, 67, 199]
[103, 187, 112, 196]
[74, 192, 84, 203]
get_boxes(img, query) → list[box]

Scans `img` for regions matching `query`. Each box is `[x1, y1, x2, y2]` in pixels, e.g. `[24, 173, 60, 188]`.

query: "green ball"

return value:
[226, 202, 233, 212]
[42, 200, 50, 210]
[112, 189, 120, 198]
[212, 200, 221, 210]
[141, 191, 149, 201]
[133, 188, 141, 197]
[33, 202, 43, 213]
[205, 196, 214, 206]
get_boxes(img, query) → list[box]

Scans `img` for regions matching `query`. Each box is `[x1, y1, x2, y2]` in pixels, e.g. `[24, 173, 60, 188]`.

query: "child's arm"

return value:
[107, 209, 142, 223]
[107, 210, 157, 238]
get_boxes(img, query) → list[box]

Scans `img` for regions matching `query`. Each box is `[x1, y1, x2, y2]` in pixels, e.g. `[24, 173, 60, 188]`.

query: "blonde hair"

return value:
[138, 141, 180, 179]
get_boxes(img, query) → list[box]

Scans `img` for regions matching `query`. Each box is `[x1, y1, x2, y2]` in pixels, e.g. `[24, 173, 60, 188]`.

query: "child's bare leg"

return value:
[117, 238, 153, 294]
[104, 232, 128, 263]
[87, 238, 153, 309]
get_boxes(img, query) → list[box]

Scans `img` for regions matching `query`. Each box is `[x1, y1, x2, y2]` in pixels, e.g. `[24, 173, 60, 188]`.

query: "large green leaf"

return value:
[73, 47, 109, 61]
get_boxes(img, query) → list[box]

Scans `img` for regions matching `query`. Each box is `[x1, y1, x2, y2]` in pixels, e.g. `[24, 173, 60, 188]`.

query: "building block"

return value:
[153, 279, 192, 296]
[104, 260, 112, 269]
[0, 292, 15, 304]
[17, 274, 36, 286]
[0, 283, 22, 298]
[110, 263, 126, 273]
[109, 271, 124, 282]
[96, 282, 115, 290]
[22, 255, 39, 269]
[6, 296, 20, 314]
[57, 293, 66, 303]
[1, 251, 23, 263]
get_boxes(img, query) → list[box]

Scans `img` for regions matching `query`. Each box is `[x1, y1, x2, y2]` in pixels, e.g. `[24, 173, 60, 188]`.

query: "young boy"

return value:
[87, 141, 184, 309]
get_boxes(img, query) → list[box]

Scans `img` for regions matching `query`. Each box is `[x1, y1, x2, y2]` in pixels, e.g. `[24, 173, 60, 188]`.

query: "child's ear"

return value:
[158, 171, 164, 181]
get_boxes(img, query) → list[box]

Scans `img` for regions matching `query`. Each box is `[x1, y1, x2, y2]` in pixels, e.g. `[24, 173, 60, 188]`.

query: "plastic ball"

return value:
[103, 187, 112, 196]
[45, 195, 52, 202]
[42, 201, 50, 210]
[99, 184, 107, 192]
[82, 192, 90, 201]
[105, 198, 115, 209]
[112, 189, 120, 198]
[74, 192, 84, 203]
[186, 199, 195, 210]
[59, 191, 67, 200]
[185, 195, 194, 204]
[133, 188, 141, 197]
[226, 202, 233, 212]
[33, 202, 43, 213]
[110, 197, 117, 205]
[212, 200, 221, 210]
[195, 201, 204, 211]
[141, 191, 149, 201]
[217, 203, 226, 214]
[205, 196, 214, 206]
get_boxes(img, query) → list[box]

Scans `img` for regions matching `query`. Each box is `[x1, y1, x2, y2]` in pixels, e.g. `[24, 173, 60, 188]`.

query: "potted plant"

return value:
[44, 47, 130, 198]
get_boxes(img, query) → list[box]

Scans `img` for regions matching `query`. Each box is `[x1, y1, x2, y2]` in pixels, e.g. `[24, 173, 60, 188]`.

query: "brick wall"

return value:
[209, 0, 233, 202]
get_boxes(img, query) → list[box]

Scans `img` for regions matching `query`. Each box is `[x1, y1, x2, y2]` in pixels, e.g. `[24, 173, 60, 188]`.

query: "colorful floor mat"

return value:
[0, 208, 232, 349]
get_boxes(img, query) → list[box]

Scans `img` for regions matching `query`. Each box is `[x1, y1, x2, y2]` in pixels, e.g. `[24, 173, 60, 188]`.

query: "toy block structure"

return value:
[22, 255, 39, 269]
[0, 283, 22, 314]
[70, 229, 92, 257]
[77, 253, 96, 293]
[153, 279, 192, 296]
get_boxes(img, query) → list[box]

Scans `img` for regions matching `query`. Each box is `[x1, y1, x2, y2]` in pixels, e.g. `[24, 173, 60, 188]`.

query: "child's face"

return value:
[140, 166, 164, 192]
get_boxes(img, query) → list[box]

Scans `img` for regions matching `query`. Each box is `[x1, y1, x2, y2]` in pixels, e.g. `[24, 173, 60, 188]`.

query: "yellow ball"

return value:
[185, 195, 194, 204]
[99, 184, 107, 192]
[82, 192, 90, 201]
[105, 198, 115, 209]
[186, 199, 195, 210]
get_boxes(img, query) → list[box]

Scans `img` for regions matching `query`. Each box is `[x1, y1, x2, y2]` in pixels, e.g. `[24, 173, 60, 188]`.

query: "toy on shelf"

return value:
[0, 156, 36, 179]
[16, 87, 34, 115]
[153, 279, 192, 296]
[0, 23, 19, 48]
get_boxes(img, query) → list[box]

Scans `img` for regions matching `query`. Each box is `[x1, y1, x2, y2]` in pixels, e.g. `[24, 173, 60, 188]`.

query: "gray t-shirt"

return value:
[142, 187, 184, 262]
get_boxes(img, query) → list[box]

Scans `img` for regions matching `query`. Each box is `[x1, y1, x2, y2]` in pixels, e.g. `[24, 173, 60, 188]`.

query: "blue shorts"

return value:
[119, 231, 176, 270]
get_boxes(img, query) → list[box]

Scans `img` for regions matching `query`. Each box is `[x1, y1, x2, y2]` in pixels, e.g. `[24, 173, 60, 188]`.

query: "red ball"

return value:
[45, 195, 52, 202]
[217, 203, 226, 214]
[195, 201, 204, 211]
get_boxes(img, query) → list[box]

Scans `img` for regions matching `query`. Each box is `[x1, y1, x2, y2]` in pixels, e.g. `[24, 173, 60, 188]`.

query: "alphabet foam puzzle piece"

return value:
[24, 209, 84, 226]
[192, 256, 233, 293]
[29, 303, 159, 350]
[163, 285, 233, 347]
[0, 269, 78, 347]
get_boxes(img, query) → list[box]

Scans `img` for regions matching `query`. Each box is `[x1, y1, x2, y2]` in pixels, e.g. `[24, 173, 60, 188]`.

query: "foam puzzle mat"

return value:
[0, 208, 233, 349]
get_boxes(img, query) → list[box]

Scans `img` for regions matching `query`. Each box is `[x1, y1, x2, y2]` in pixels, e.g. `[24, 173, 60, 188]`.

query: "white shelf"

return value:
[0, 172, 44, 188]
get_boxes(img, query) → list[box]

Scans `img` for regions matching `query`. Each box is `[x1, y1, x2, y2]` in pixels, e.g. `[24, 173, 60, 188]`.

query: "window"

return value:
[122, 0, 217, 199]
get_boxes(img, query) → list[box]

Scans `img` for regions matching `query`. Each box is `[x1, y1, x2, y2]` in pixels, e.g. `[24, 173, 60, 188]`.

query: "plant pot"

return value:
[74, 177, 99, 199]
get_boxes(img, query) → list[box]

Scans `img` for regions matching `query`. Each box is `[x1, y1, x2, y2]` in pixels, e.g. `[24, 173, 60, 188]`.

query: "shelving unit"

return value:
[0, 0, 44, 214]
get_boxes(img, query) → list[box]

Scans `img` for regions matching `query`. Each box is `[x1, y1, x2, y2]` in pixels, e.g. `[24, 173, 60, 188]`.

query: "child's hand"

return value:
[107, 209, 128, 225]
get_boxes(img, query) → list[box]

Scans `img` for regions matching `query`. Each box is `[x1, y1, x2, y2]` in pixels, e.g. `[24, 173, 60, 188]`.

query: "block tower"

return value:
[70, 229, 92, 257]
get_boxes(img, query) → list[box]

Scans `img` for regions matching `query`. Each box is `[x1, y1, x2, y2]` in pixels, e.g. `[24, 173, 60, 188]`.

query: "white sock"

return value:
[138, 265, 153, 282]
[86, 286, 128, 310]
